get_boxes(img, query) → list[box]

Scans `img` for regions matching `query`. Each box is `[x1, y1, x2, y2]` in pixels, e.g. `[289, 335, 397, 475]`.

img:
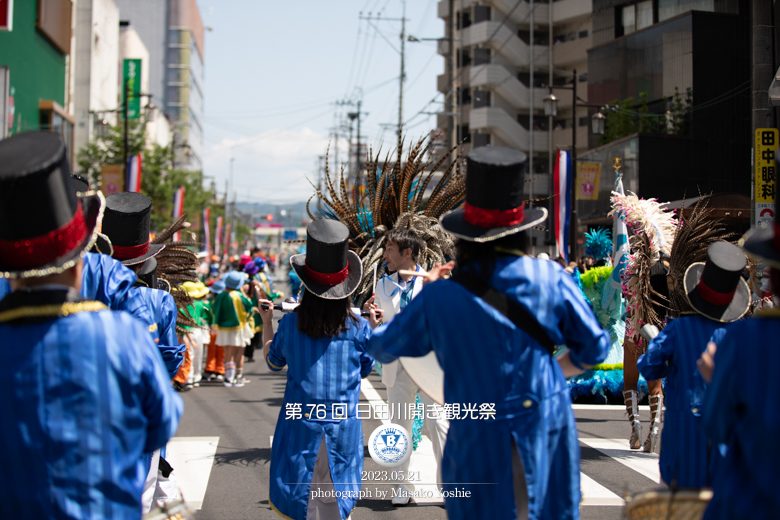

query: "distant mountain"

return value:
[234, 201, 321, 227]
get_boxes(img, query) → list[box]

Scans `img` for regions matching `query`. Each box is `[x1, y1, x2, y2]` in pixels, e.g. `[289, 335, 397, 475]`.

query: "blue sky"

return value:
[198, 0, 444, 203]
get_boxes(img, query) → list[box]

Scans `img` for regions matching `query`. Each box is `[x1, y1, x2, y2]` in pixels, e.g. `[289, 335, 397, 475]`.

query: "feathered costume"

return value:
[609, 192, 677, 350]
[151, 214, 201, 334]
[568, 230, 628, 403]
[308, 134, 465, 302]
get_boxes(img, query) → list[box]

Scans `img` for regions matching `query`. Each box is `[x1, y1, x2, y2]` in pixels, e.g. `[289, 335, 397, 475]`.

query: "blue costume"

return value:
[0, 278, 9, 301]
[266, 313, 374, 520]
[637, 314, 729, 487]
[0, 289, 183, 519]
[133, 286, 186, 378]
[703, 313, 780, 520]
[80, 252, 156, 335]
[368, 256, 610, 520]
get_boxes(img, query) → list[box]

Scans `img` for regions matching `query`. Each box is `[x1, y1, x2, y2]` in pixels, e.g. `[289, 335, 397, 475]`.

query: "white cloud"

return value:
[204, 128, 351, 203]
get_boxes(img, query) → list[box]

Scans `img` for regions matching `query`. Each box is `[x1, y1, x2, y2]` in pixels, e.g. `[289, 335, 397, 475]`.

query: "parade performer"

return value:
[697, 203, 780, 519]
[261, 219, 376, 520]
[101, 192, 186, 379]
[212, 270, 256, 387]
[368, 146, 610, 520]
[182, 281, 213, 387]
[610, 191, 677, 451]
[204, 280, 227, 381]
[363, 226, 450, 505]
[243, 259, 269, 363]
[0, 131, 182, 518]
[567, 229, 626, 403]
[639, 236, 748, 487]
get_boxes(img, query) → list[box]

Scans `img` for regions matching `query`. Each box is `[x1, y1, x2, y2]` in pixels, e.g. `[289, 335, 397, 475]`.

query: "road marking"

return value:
[165, 436, 220, 510]
[580, 473, 624, 506]
[270, 435, 273, 448]
[579, 438, 661, 483]
[573, 404, 651, 411]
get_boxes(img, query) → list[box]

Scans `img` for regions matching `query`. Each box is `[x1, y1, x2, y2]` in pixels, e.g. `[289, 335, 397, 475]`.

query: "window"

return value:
[473, 89, 491, 108]
[457, 49, 471, 68]
[458, 87, 471, 105]
[474, 5, 491, 23]
[617, 1, 655, 37]
[39, 100, 74, 164]
[457, 11, 471, 29]
[473, 133, 491, 148]
[579, 73, 588, 82]
[473, 46, 491, 65]
[579, 117, 589, 127]
[579, 30, 589, 38]
[458, 124, 471, 143]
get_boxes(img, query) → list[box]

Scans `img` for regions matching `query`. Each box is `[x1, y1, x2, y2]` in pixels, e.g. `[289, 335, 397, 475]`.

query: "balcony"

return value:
[469, 106, 549, 153]
[462, 20, 547, 66]
[469, 64, 547, 110]
[438, 0, 591, 26]
[553, 35, 591, 67]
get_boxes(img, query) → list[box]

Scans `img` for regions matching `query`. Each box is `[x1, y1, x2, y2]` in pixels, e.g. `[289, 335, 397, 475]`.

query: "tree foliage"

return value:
[598, 88, 692, 146]
[75, 120, 222, 237]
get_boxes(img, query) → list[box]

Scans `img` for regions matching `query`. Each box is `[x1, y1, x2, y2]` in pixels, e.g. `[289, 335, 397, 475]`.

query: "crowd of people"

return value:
[1, 130, 778, 520]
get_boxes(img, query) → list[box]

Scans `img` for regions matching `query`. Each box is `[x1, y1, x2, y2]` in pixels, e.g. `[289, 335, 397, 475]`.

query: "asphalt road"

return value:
[171, 274, 662, 520]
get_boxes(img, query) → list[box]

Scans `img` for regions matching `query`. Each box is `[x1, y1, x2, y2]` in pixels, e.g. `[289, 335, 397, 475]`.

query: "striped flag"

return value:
[553, 149, 572, 263]
[610, 172, 630, 290]
[203, 208, 211, 257]
[126, 154, 142, 193]
[224, 222, 231, 258]
[172, 186, 185, 241]
[215, 216, 223, 258]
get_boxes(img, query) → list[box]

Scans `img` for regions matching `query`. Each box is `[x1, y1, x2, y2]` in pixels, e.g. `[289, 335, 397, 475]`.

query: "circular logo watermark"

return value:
[368, 423, 412, 468]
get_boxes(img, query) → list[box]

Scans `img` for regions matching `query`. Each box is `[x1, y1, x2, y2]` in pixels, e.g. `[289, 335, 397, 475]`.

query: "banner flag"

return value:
[125, 154, 142, 193]
[203, 207, 211, 257]
[215, 216, 223, 258]
[172, 186, 185, 241]
[553, 150, 572, 263]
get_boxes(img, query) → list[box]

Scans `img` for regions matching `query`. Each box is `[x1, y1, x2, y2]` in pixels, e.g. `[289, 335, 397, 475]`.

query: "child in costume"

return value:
[212, 271, 256, 387]
[204, 280, 226, 381]
[182, 281, 213, 387]
[261, 220, 376, 520]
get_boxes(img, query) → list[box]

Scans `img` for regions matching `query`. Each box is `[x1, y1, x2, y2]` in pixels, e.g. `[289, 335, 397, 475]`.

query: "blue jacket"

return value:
[132, 286, 186, 378]
[80, 252, 157, 337]
[266, 312, 374, 520]
[0, 289, 182, 519]
[703, 312, 780, 520]
[368, 256, 609, 520]
[0, 278, 8, 302]
[638, 314, 729, 487]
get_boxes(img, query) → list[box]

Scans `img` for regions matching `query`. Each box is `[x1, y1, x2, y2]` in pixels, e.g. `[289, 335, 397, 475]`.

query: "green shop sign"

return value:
[123, 59, 141, 119]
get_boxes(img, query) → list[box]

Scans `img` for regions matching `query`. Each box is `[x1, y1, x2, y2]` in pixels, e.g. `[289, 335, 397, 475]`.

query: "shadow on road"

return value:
[214, 447, 272, 467]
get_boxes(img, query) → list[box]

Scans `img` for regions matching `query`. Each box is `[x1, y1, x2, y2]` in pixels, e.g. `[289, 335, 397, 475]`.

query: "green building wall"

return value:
[0, 1, 67, 134]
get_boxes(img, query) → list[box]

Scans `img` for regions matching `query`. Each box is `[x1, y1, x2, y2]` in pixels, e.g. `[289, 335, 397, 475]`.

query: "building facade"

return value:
[586, 1, 750, 205]
[0, 0, 74, 160]
[114, 0, 204, 170]
[72, 0, 119, 156]
[435, 0, 593, 251]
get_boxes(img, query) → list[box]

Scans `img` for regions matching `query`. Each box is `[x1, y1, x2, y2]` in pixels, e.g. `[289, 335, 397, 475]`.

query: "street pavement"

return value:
[170, 274, 663, 520]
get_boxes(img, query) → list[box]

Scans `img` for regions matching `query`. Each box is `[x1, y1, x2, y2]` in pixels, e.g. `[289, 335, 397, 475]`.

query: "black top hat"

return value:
[133, 257, 170, 291]
[744, 149, 780, 267]
[70, 174, 90, 194]
[440, 146, 547, 242]
[290, 219, 362, 299]
[102, 192, 164, 266]
[0, 132, 104, 279]
[684, 241, 750, 322]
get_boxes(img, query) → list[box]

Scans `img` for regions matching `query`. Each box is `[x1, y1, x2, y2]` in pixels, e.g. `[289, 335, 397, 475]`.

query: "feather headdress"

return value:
[584, 228, 613, 262]
[609, 191, 677, 349]
[152, 214, 201, 333]
[309, 134, 465, 301]
[667, 197, 733, 317]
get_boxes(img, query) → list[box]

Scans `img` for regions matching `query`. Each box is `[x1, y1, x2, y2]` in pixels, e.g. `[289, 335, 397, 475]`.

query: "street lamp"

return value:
[543, 93, 558, 117]
[591, 111, 607, 136]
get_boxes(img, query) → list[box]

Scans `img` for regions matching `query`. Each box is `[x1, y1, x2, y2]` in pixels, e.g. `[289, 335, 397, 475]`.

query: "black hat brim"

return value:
[290, 250, 362, 300]
[118, 243, 164, 266]
[0, 191, 105, 279]
[90, 232, 113, 256]
[683, 262, 751, 323]
[742, 227, 780, 268]
[439, 207, 548, 243]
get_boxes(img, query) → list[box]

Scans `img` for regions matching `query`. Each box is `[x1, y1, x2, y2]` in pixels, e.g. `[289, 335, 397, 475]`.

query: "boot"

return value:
[643, 393, 663, 453]
[623, 389, 642, 450]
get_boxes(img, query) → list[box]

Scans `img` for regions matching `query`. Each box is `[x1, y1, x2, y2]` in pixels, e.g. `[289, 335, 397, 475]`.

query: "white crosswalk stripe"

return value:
[579, 437, 661, 483]
[164, 436, 220, 510]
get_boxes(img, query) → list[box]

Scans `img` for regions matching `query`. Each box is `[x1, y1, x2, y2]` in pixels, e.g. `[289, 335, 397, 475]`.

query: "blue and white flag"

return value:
[603, 172, 629, 311]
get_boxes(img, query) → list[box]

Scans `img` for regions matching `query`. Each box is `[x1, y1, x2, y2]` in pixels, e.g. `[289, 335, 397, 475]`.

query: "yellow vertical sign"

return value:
[755, 128, 778, 229]
[575, 161, 602, 200]
[100, 164, 125, 196]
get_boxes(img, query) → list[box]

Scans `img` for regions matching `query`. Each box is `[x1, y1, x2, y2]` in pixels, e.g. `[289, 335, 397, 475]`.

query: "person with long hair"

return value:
[260, 220, 379, 520]
[367, 147, 610, 520]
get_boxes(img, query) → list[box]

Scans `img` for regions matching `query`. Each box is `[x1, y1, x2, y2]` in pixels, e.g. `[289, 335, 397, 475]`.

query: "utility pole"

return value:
[547, 0, 554, 247]
[752, 0, 775, 227]
[123, 77, 129, 178]
[229, 157, 235, 255]
[448, 0, 456, 158]
[529, 0, 534, 211]
[398, 0, 406, 146]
